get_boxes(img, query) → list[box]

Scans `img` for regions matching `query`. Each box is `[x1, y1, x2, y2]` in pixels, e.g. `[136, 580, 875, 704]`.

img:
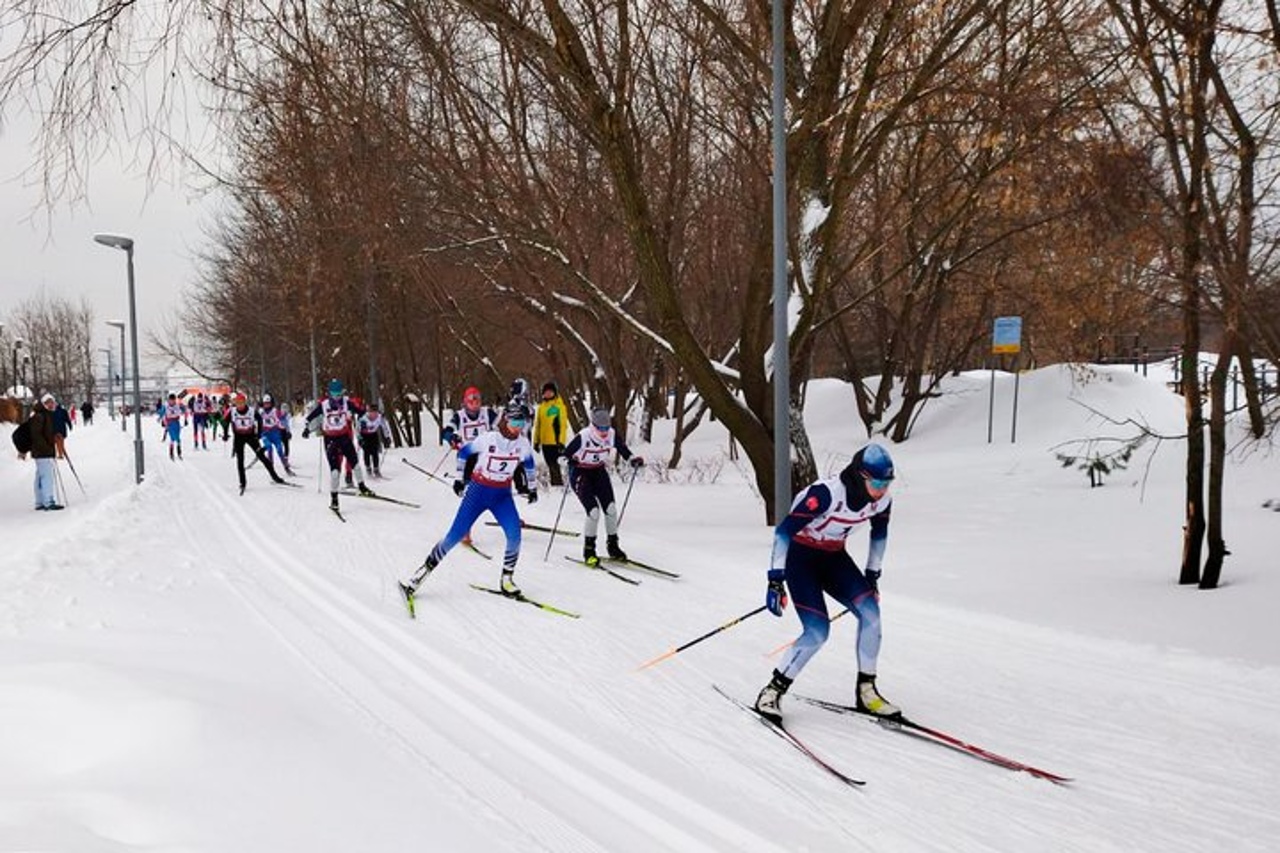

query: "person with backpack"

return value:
[15, 393, 66, 510]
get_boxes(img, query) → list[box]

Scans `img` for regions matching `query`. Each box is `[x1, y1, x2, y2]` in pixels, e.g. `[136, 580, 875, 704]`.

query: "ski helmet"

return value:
[328, 378, 344, 397]
[509, 377, 530, 403]
[841, 442, 895, 493]
[503, 400, 530, 427]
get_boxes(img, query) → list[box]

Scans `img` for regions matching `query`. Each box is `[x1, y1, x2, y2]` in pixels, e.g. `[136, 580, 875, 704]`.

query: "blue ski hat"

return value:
[859, 443, 895, 481]
[841, 442, 895, 492]
[328, 378, 344, 397]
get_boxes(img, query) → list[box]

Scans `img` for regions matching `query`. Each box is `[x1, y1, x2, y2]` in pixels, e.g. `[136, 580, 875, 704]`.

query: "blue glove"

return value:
[765, 569, 788, 617]
[865, 569, 881, 597]
[452, 478, 465, 496]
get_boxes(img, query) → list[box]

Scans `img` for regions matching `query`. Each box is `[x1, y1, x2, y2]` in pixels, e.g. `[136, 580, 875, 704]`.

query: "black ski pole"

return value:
[637, 606, 769, 671]
[543, 479, 573, 562]
[617, 465, 639, 528]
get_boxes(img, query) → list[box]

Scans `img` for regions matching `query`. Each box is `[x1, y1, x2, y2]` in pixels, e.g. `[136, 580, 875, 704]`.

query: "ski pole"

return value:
[53, 459, 69, 507]
[617, 465, 639, 528]
[543, 480, 573, 562]
[402, 457, 453, 487]
[60, 449, 87, 495]
[637, 606, 768, 671]
[429, 446, 452, 476]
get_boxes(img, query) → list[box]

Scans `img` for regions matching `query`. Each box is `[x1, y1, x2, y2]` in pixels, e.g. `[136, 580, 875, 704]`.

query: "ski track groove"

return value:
[172, 459, 784, 853]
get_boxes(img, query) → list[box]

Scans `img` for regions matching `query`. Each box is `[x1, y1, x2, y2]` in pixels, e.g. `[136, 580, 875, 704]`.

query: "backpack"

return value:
[11, 420, 33, 454]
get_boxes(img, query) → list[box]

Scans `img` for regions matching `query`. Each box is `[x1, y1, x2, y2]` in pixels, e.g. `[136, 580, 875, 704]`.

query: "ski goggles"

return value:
[863, 474, 893, 490]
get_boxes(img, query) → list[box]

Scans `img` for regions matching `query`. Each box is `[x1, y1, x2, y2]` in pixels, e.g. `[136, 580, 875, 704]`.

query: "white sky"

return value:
[1, 364, 1277, 850]
[0, 105, 222, 370]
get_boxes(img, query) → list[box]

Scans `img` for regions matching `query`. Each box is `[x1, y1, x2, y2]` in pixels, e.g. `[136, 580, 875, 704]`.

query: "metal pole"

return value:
[125, 247, 145, 483]
[770, 0, 790, 524]
[100, 347, 114, 421]
[117, 326, 127, 432]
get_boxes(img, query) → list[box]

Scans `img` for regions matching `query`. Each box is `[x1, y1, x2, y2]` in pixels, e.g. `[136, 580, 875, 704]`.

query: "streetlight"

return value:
[770, 0, 791, 523]
[106, 320, 127, 433]
[98, 346, 115, 421]
[10, 337, 21, 399]
[94, 233, 145, 484]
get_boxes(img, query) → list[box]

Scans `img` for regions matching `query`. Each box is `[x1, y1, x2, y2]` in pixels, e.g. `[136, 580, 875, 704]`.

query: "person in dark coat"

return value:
[19, 393, 65, 510]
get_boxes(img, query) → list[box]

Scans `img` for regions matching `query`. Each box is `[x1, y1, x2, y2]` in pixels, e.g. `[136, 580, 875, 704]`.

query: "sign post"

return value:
[988, 317, 1023, 444]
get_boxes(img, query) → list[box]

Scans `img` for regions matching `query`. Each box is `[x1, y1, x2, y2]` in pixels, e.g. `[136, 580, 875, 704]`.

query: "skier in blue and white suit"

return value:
[754, 443, 900, 724]
[402, 401, 538, 598]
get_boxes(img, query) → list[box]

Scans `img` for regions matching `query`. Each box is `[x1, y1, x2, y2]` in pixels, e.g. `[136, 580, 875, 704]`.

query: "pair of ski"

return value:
[330, 489, 420, 522]
[398, 580, 579, 619]
[563, 554, 679, 580]
[716, 686, 1070, 788]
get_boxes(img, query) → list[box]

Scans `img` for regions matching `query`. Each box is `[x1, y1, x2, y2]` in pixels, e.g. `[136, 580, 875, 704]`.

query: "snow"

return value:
[2, 363, 1278, 852]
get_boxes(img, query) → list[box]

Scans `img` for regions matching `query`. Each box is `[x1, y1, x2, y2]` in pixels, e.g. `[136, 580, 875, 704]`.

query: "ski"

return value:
[330, 505, 348, 523]
[398, 582, 417, 618]
[796, 695, 1071, 784]
[468, 583, 580, 618]
[402, 457, 454, 486]
[563, 556, 641, 585]
[713, 685, 865, 788]
[273, 479, 303, 489]
[602, 556, 680, 579]
[341, 489, 421, 508]
[485, 520, 580, 537]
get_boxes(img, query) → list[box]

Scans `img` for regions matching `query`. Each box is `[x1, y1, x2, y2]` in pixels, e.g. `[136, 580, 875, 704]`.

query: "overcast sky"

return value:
[0, 110, 224, 374]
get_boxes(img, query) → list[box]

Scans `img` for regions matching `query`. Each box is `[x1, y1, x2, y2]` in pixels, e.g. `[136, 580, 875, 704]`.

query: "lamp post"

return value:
[95, 233, 145, 484]
[10, 338, 21, 399]
[106, 321, 127, 433]
[99, 346, 115, 421]
[770, 0, 791, 523]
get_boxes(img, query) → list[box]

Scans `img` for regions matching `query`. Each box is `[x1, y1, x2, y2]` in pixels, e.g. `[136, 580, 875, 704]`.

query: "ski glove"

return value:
[452, 478, 465, 496]
[629, 456, 645, 469]
[302, 428, 310, 439]
[765, 569, 788, 617]
[865, 569, 881, 598]
[526, 490, 538, 505]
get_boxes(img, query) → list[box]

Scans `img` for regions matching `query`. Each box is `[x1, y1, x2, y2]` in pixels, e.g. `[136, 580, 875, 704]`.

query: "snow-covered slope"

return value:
[1, 365, 1277, 851]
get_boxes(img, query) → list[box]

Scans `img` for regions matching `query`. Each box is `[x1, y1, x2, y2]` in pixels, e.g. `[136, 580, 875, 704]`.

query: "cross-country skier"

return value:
[258, 394, 293, 475]
[158, 392, 187, 460]
[400, 401, 538, 602]
[564, 407, 644, 566]
[190, 392, 211, 450]
[441, 385, 497, 491]
[753, 443, 899, 724]
[357, 401, 393, 479]
[303, 378, 373, 512]
[227, 392, 288, 494]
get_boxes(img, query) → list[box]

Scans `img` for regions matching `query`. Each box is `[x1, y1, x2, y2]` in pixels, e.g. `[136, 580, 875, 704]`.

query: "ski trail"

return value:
[175, 461, 785, 853]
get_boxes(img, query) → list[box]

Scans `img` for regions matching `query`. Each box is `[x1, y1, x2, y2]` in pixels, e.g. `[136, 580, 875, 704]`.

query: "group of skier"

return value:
[186, 371, 902, 724]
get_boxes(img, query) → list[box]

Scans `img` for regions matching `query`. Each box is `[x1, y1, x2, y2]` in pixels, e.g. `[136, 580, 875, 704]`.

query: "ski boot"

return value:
[606, 534, 628, 562]
[583, 536, 599, 567]
[855, 673, 901, 718]
[754, 669, 793, 724]
[168, 445, 174, 460]
[406, 555, 438, 592]
[358, 481, 374, 497]
[329, 492, 340, 511]
[177, 445, 183, 459]
[499, 570, 521, 597]
[239, 483, 246, 496]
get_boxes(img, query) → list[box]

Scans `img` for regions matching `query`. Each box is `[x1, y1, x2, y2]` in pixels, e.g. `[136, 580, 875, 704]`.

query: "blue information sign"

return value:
[992, 316, 1022, 354]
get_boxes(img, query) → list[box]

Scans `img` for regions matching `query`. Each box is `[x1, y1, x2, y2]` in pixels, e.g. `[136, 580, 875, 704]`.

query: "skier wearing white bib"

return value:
[754, 443, 899, 724]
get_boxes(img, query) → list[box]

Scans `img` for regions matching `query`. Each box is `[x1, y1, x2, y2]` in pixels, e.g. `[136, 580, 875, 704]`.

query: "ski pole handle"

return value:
[636, 605, 768, 671]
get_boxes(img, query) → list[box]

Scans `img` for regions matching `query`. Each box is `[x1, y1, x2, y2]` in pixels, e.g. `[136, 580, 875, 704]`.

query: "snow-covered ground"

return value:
[2, 364, 1277, 852]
